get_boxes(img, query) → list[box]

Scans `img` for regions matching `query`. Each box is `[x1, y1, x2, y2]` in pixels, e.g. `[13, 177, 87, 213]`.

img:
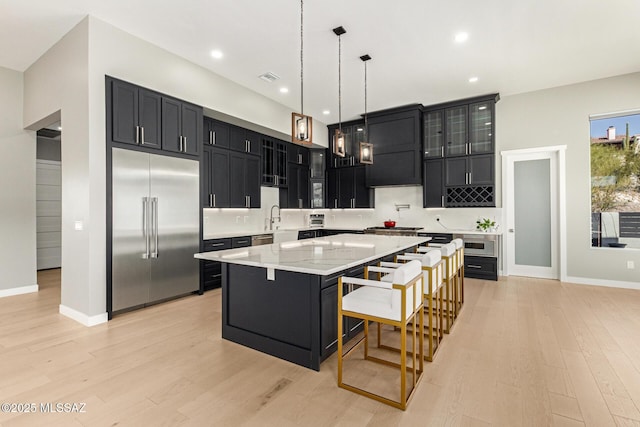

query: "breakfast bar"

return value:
[195, 234, 429, 370]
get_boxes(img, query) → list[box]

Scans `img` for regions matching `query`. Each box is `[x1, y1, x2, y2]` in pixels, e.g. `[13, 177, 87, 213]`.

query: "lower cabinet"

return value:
[464, 255, 498, 281]
[200, 238, 232, 291]
[320, 265, 365, 360]
[298, 230, 317, 240]
[200, 236, 252, 291]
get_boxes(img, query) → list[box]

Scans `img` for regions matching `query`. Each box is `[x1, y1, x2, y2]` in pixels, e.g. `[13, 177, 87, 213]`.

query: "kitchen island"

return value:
[195, 234, 429, 370]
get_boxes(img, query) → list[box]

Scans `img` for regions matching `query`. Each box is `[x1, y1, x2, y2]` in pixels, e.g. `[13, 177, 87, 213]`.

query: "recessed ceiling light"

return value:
[322, 110, 330, 115]
[279, 87, 289, 94]
[210, 49, 223, 59]
[468, 76, 479, 83]
[455, 32, 469, 43]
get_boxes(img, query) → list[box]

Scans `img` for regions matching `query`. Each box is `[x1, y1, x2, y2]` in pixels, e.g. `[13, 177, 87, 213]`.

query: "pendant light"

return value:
[332, 26, 346, 158]
[291, 0, 312, 145]
[359, 54, 373, 164]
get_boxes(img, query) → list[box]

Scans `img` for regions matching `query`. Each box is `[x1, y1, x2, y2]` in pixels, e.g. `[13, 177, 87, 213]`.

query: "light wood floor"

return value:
[1, 270, 640, 426]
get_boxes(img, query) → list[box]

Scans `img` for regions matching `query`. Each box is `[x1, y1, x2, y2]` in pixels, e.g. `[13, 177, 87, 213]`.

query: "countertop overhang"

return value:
[195, 234, 430, 276]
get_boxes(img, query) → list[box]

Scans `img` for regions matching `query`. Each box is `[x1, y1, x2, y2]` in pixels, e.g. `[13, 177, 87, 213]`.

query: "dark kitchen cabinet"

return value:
[327, 165, 373, 209]
[365, 105, 422, 186]
[262, 137, 288, 187]
[320, 265, 365, 360]
[229, 152, 260, 208]
[203, 117, 230, 149]
[161, 97, 202, 156]
[229, 125, 260, 155]
[202, 145, 230, 208]
[464, 255, 498, 281]
[111, 79, 162, 149]
[310, 150, 326, 208]
[288, 144, 310, 166]
[283, 162, 310, 209]
[423, 159, 445, 208]
[200, 238, 232, 291]
[422, 94, 498, 207]
[445, 154, 494, 186]
[423, 109, 444, 159]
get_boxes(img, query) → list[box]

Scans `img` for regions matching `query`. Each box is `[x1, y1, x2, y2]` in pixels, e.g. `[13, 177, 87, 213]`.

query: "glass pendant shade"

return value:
[360, 142, 373, 164]
[292, 112, 312, 144]
[334, 129, 346, 157]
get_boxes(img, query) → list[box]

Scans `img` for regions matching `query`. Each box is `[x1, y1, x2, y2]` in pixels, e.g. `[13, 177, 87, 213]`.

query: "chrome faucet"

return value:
[269, 204, 281, 230]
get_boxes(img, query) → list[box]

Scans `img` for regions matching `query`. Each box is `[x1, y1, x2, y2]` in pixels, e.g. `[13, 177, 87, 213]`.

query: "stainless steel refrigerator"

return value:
[111, 148, 199, 313]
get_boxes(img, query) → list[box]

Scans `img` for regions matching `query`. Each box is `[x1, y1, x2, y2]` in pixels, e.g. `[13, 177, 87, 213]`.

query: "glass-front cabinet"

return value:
[445, 106, 468, 157]
[469, 101, 493, 154]
[423, 110, 444, 158]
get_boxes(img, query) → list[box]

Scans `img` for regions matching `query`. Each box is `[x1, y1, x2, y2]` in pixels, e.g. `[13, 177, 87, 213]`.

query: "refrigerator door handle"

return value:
[142, 197, 150, 259]
[151, 197, 159, 258]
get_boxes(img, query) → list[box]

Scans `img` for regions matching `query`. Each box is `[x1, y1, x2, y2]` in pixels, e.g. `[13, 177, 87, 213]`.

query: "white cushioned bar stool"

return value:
[451, 238, 465, 316]
[338, 260, 424, 410]
[382, 251, 445, 361]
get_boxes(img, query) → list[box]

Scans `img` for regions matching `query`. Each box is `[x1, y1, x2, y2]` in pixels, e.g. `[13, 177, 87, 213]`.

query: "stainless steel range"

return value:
[364, 226, 423, 236]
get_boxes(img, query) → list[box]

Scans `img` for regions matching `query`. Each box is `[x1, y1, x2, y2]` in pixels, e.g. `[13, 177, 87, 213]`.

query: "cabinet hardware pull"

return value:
[209, 194, 213, 207]
[140, 127, 145, 145]
[246, 195, 250, 208]
[210, 243, 225, 247]
[151, 197, 159, 258]
[183, 137, 187, 152]
[441, 146, 444, 157]
[334, 199, 338, 209]
[142, 197, 149, 259]
[468, 264, 482, 269]
[299, 198, 302, 209]
[441, 196, 445, 207]
[179, 136, 183, 152]
[135, 126, 140, 144]
[213, 194, 216, 207]
[298, 153, 302, 164]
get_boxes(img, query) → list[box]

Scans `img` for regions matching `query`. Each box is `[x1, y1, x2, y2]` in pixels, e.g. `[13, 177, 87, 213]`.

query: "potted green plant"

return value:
[476, 218, 496, 232]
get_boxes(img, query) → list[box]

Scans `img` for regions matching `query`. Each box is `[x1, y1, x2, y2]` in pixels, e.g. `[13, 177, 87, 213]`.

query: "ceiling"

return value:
[2, 0, 640, 123]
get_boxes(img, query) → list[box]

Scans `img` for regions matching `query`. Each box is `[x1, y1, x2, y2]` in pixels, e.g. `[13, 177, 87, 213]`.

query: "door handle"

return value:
[151, 197, 159, 258]
[209, 193, 213, 208]
[210, 130, 215, 145]
[245, 195, 250, 208]
[183, 137, 187, 153]
[140, 127, 145, 145]
[135, 126, 140, 144]
[213, 194, 216, 207]
[142, 197, 149, 259]
[179, 136, 183, 152]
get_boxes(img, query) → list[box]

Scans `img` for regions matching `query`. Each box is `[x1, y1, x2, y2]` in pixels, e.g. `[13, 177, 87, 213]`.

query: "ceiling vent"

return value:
[258, 72, 280, 83]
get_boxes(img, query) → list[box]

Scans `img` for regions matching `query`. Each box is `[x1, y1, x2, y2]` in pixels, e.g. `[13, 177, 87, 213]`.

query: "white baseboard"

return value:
[59, 304, 108, 327]
[0, 284, 38, 298]
[564, 275, 640, 291]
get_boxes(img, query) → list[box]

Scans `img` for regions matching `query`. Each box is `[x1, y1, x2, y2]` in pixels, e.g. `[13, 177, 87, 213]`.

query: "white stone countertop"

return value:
[195, 234, 430, 276]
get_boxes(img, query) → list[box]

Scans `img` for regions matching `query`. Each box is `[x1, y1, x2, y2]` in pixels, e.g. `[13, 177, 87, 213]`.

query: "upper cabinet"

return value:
[229, 125, 260, 156]
[203, 118, 230, 149]
[108, 77, 202, 157]
[366, 105, 422, 186]
[111, 79, 162, 149]
[161, 97, 202, 156]
[287, 144, 310, 166]
[422, 94, 499, 208]
[262, 137, 288, 187]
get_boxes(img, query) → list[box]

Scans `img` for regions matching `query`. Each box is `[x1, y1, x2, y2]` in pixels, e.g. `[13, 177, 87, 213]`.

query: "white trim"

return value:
[565, 276, 640, 291]
[501, 145, 567, 280]
[0, 285, 38, 298]
[59, 304, 108, 327]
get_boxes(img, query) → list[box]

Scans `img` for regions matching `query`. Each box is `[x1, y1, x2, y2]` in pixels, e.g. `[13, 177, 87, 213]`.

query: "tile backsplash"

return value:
[203, 186, 503, 237]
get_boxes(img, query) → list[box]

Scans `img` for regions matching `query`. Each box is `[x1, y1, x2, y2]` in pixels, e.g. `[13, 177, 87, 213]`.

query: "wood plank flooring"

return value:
[1, 270, 640, 426]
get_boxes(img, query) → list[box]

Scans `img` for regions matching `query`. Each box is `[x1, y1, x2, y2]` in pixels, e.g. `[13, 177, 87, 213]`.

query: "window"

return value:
[590, 111, 640, 248]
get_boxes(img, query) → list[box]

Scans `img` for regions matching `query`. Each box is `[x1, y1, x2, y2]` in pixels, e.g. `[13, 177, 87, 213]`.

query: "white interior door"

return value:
[503, 148, 564, 279]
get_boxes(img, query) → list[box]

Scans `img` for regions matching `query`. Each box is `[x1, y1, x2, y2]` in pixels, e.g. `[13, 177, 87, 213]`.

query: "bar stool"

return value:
[435, 243, 457, 333]
[380, 251, 444, 361]
[338, 260, 424, 410]
[451, 238, 465, 316]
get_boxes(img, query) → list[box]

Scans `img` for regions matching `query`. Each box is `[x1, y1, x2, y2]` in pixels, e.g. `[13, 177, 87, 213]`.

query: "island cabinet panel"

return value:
[227, 266, 312, 349]
[222, 264, 320, 370]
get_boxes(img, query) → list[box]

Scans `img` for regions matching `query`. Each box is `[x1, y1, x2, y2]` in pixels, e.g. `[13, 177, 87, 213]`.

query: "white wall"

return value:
[0, 67, 37, 294]
[497, 72, 640, 285]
